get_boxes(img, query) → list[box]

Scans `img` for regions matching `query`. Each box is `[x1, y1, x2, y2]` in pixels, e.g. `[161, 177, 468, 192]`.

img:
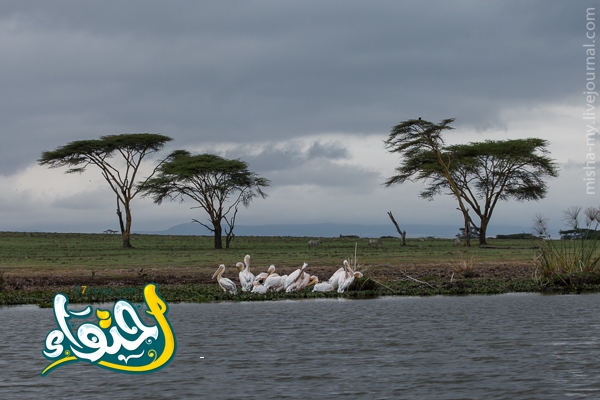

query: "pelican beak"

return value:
[212, 265, 223, 279]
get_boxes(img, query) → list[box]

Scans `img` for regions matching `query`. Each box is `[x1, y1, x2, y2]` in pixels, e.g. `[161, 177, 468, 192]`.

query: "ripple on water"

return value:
[2, 294, 600, 398]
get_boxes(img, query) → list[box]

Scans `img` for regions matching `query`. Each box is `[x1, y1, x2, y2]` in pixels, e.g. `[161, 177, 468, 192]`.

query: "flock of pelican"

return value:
[211, 255, 363, 295]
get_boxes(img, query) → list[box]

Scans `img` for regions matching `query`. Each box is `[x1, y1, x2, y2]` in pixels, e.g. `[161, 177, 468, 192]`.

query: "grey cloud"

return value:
[223, 143, 307, 172]
[563, 158, 598, 170]
[307, 142, 349, 160]
[0, 0, 585, 176]
[223, 140, 349, 173]
[220, 140, 377, 191]
[267, 160, 381, 194]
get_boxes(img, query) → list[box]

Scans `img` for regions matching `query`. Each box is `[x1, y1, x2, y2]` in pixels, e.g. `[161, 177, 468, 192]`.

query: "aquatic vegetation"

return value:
[533, 235, 600, 286]
[532, 209, 600, 289]
[3, 276, 599, 306]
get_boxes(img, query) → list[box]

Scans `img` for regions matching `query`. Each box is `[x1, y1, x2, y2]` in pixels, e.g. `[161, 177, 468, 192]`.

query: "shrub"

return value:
[534, 235, 600, 284]
[452, 251, 479, 278]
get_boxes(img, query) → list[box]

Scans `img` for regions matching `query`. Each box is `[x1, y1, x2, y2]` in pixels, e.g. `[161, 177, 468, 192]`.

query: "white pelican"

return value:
[328, 260, 352, 289]
[313, 282, 334, 292]
[306, 275, 319, 288]
[272, 274, 287, 292]
[284, 262, 308, 290]
[254, 265, 275, 284]
[212, 264, 237, 295]
[338, 271, 363, 293]
[237, 254, 255, 292]
[328, 267, 346, 289]
[286, 272, 318, 293]
[251, 280, 267, 294]
[286, 272, 306, 292]
[264, 271, 284, 292]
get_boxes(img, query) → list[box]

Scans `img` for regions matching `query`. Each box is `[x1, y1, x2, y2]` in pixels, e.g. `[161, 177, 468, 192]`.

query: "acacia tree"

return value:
[384, 118, 475, 245]
[138, 150, 270, 249]
[414, 139, 558, 244]
[39, 133, 172, 248]
[385, 119, 559, 245]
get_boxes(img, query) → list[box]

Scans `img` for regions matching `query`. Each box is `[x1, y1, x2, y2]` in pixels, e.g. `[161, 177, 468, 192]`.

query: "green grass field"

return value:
[3, 231, 600, 305]
[0, 231, 537, 273]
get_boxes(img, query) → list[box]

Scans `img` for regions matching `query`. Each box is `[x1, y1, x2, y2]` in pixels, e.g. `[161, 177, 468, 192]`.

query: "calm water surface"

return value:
[2, 293, 600, 399]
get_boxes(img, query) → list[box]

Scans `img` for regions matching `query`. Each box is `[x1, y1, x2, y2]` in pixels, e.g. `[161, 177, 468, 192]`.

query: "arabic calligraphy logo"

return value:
[41, 283, 176, 376]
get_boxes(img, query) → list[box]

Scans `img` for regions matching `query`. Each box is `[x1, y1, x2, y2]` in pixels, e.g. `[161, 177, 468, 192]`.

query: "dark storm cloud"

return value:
[0, 0, 585, 175]
[221, 140, 349, 171]
[307, 142, 349, 160]
[266, 160, 381, 193]
[219, 140, 378, 191]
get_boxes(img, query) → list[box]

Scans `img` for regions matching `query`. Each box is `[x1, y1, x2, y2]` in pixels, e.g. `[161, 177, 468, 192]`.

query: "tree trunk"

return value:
[463, 214, 471, 247]
[387, 211, 407, 246]
[479, 218, 489, 245]
[122, 201, 133, 249]
[225, 232, 234, 249]
[213, 223, 223, 249]
[224, 206, 238, 249]
[122, 233, 132, 249]
[116, 198, 126, 235]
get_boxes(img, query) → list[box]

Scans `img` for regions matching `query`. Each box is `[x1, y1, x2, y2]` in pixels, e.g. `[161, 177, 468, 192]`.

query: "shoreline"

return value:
[2, 263, 598, 307]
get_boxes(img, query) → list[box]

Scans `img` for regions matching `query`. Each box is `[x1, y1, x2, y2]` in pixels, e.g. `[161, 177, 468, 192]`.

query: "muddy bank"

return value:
[1, 262, 536, 291]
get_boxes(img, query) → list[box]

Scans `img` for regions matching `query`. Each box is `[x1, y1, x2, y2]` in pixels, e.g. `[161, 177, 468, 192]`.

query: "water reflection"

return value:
[2, 294, 600, 398]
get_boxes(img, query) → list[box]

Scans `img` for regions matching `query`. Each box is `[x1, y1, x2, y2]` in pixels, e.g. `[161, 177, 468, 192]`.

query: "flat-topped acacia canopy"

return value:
[39, 133, 172, 248]
[385, 119, 559, 245]
[139, 150, 270, 249]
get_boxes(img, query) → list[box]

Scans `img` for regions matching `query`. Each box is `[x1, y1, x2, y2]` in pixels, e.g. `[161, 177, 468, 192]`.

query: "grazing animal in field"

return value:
[368, 238, 383, 248]
[308, 239, 322, 249]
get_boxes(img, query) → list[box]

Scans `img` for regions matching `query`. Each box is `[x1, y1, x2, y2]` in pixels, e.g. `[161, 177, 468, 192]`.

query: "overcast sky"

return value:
[0, 1, 596, 237]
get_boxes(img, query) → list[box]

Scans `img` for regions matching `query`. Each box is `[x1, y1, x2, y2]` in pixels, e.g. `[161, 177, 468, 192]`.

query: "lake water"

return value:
[2, 293, 600, 399]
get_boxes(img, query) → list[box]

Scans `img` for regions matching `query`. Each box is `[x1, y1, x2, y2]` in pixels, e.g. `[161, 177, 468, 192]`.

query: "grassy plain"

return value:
[0, 231, 535, 273]
[0, 231, 594, 306]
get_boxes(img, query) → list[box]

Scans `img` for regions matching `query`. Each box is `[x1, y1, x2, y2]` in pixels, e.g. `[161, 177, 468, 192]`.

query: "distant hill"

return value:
[136, 222, 531, 239]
